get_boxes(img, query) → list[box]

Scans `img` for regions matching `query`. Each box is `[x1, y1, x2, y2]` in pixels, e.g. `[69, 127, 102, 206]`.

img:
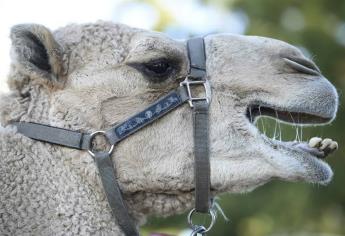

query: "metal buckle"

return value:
[87, 131, 115, 157]
[180, 77, 211, 108]
[187, 208, 216, 234]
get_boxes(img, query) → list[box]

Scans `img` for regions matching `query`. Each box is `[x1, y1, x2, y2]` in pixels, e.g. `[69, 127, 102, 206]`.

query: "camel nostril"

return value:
[283, 56, 321, 76]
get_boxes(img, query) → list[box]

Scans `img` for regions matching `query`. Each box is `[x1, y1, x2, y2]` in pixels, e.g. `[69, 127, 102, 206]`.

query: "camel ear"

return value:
[10, 24, 65, 86]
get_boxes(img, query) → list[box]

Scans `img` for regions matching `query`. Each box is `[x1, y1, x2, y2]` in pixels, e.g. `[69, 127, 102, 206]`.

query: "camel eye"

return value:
[128, 57, 178, 83]
[143, 59, 173, 78]
[145, 60, 169, 74]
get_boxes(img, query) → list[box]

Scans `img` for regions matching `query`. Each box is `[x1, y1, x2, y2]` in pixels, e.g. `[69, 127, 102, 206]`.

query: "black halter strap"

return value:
[13, 86, 189, 150]
[12, 37, 211, 235]
[187, 38, 211, 213]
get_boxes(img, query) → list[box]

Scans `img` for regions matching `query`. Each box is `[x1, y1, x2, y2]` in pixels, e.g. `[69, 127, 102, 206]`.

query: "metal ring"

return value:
[187, 208, 216, 233]
[87, 131, 114, 157]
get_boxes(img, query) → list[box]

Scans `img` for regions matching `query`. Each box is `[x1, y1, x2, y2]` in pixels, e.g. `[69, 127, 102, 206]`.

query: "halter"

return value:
[13, 37, 225, 235]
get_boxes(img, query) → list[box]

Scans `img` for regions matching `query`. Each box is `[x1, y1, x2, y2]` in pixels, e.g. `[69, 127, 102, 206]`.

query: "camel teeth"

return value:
[309, 137, 322, 148]
[329, 141, 338, 150]
[320, 138, 333, 150]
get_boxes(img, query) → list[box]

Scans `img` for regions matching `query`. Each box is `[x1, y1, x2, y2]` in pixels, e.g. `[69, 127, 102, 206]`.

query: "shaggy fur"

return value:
[0, 21, 338, 235]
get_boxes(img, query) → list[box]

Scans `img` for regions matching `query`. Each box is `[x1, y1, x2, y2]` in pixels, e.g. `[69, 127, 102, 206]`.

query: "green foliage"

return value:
[142, 0, 345, 235]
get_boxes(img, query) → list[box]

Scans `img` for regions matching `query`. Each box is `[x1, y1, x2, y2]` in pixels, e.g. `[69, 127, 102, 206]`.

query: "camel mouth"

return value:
[245, 103, 336, 184]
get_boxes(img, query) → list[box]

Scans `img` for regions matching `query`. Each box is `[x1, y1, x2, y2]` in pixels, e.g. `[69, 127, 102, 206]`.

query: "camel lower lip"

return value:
[266, 137, 333, 184]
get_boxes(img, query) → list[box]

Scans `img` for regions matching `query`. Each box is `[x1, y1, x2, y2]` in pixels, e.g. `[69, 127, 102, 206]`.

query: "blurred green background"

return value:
[139, 0, 345, 235]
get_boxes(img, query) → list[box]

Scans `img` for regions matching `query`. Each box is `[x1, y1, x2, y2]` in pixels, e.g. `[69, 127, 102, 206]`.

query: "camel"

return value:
[0, 21, 339, 235]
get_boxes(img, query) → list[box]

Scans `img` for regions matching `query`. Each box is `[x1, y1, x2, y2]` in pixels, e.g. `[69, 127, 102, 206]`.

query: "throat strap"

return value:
[94, 152, 139, 236]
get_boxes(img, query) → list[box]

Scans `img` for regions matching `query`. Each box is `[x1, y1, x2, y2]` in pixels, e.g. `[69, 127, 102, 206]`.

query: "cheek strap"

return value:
[187, 37, 211, 213]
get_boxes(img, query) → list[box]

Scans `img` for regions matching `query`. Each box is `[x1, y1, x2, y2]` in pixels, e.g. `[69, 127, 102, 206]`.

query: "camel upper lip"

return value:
[246, 104, 333, 125]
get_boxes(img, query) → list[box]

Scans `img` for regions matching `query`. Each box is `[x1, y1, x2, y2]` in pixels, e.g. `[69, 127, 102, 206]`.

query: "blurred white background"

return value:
[0, 0, 247, 93]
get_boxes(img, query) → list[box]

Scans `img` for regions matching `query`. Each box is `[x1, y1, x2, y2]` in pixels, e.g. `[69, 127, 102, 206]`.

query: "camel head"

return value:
[2, 21, 338, 218]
